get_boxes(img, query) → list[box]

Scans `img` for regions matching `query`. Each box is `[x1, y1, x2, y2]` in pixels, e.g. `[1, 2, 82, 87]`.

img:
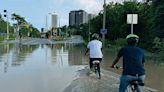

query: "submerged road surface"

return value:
[0, 36, 159, 92]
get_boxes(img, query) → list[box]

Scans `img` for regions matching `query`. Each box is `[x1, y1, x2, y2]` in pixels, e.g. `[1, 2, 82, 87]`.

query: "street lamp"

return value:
[3, 10, 9, 40]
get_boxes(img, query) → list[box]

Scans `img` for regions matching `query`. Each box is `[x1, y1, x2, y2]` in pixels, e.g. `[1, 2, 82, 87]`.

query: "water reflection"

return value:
[0, 43, 87, 92]
[0, 43, 163, 92]
[0, 43, 39, 73]
[101, 48, 164, 92]
[0, 43, 84, 73]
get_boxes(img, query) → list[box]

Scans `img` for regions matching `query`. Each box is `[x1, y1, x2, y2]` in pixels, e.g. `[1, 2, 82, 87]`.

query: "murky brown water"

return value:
[0, 43, 163, 92]
[101, 48, 164, 92]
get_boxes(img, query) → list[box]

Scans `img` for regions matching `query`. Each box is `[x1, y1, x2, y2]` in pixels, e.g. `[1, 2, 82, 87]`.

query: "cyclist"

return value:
[85, 33, 103, 73]
[111, 34, 146, 92]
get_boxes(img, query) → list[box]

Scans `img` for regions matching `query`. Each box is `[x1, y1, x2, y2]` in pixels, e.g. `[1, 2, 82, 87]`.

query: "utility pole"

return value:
[88, 19, 91, 41]
[45, 15, 48, 32]
[102, 0, 106, 45]
[4, 10, 9, 40]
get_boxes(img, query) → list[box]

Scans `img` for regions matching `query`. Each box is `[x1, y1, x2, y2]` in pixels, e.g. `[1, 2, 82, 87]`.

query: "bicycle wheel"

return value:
[126, 85, 138, 92]
[126, 85, 132, 92]
[95, 64, 101, 79]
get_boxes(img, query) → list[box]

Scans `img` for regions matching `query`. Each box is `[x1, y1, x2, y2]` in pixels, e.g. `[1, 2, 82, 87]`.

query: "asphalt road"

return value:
[3, 35, 84, 45]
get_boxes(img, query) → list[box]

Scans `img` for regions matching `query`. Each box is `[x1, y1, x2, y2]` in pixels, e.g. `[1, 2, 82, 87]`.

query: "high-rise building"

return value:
[50, 13, 58, 36]
[88, 13, 95, 21]
[51, 14, 58, 28]
[69, 10, 88, 26]
[69, 11, 76, 26]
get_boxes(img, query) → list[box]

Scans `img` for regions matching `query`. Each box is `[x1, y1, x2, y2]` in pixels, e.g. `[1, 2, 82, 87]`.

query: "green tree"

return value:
[11, 13, 40, 38]
[152, 0, 164, 38]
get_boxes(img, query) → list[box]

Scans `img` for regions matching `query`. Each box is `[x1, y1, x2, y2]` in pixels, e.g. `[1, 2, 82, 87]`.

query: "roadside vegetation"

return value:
[1, 0, 164, 64]
[64, 0, 164, 65]
[0, 13, 40, 40]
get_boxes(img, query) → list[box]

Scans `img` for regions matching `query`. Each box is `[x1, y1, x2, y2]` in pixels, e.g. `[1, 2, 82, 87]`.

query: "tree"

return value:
[153, 0, 164, 38]
[11, 13, 26, 28]
[11, 13, 40, 38]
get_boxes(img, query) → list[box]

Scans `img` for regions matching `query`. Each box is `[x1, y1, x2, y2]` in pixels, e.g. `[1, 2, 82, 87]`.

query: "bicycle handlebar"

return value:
[110, 65, 122, 69]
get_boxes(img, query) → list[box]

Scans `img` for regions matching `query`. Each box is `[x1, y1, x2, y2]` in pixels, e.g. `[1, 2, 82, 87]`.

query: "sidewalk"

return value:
[63, 67, 158, 92]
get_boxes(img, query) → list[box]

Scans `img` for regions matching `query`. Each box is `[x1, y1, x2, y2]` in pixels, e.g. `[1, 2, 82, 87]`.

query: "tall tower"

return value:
[69, 11, 76, 26]
[69, 10, 88, 26]
[51, 14, 58, 28]
[50, 13, 58, 36]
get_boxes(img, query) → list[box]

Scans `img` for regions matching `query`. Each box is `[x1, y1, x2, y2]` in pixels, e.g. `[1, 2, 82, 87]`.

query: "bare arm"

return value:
[111, 56, 120, 68]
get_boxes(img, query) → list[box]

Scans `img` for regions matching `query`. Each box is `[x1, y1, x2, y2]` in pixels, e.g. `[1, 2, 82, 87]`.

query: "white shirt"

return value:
[87, 40, 103, 58]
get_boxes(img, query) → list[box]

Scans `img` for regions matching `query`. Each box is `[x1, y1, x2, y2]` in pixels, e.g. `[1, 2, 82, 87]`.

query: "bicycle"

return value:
[92, 60, 101, 79]
[126, 79, 144, 92]
[112, 66, 145, 92]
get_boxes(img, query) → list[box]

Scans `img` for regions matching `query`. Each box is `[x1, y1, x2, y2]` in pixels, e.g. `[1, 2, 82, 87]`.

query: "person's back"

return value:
[119, 45, 145, 76]
[111, 34, 146, 92]
[85, 33, 103, 71]
[87, 39, 103, 58]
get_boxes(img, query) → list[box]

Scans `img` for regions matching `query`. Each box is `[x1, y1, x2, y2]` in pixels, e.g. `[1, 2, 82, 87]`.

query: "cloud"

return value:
[40, 0, 125, 28]
[74, 0, 125, 14]
[74, 0, 103, 14]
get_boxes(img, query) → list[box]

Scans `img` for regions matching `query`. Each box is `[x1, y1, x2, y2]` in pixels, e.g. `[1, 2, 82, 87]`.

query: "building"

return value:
[88, 13, 95, 21]
[51, 14, 58, 28]
[69, 10, 88, 26]
[51, 13, 58, 36]
[69, 11, 76, 26]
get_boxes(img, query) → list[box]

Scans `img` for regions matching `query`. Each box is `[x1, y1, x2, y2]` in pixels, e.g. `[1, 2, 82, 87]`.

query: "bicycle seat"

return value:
[130, 80, 144, 86]
[93, 60, 100, 64]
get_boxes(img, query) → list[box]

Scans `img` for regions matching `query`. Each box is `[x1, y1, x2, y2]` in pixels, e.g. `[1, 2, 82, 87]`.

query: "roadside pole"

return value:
[131, 14, 133, 34]
[4, 10, 9, 40]
[102, 0, 106, 45]
[127, 14, 138, 34]
[88, 19, 91, 41]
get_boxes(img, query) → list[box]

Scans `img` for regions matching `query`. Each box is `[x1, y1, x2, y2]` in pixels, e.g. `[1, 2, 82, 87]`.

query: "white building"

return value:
[51, 14, 58, 28]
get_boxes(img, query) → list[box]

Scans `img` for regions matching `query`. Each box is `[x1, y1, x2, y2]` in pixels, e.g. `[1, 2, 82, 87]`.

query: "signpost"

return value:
[3, 10, 9, 40]
[100, 28, 107, 35]
[127, 14, 138, 34]
[102, 0, 106, 46]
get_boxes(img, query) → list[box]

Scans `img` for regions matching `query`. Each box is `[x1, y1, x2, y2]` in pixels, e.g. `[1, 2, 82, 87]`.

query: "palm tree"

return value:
[11, 13, 27, 25]
[11, 13, 29, 38]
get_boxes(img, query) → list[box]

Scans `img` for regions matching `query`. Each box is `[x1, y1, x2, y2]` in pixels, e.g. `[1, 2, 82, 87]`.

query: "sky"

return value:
[0, 0, 139, 31]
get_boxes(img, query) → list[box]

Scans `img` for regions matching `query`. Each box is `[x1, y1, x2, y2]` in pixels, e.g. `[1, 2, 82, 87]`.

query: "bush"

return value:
[152, 37, 164, 62]
[0, 36, 4, 41]
[113, 38, 126, 47]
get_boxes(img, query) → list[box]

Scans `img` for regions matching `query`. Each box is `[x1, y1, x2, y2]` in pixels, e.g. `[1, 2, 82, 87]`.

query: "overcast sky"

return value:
[0, 0, 141, 30]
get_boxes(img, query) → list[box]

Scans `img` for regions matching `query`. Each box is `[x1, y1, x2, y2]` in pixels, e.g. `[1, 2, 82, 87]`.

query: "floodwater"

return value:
[0, 43, 163, 92]
[101, 48, 164, 92]
[0, 43, 87, 92]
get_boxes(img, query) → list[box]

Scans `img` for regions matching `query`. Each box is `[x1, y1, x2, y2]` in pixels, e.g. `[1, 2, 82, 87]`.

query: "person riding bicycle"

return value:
[85, 33, 103, 73]
[111, 34, 146, 92]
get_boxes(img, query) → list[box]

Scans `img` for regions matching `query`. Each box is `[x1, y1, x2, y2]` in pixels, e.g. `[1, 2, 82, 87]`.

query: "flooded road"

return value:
[0, 43, 163, 92]
[0, 43, 87, 92]
[101, 48, 164, 92]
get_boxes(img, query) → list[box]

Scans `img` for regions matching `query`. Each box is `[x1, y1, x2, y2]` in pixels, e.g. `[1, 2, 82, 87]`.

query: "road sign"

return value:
[100, 28, 107, 34]
[127, 14, 138, 24]
[127, 14, 138, 34]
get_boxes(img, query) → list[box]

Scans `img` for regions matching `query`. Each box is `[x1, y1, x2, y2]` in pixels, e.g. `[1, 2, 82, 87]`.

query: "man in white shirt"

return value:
[85, 33, 103, 71]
